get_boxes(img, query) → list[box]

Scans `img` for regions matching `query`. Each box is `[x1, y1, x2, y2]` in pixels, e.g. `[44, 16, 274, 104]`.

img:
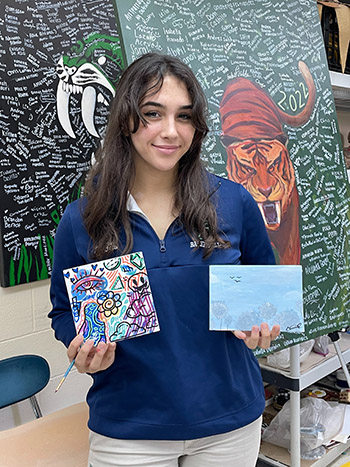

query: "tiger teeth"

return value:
[258, 201, 281, 228]
[61, 82, 84, 94]
[57, 79, 106, 138]
[82, 86, 99, 138]
[56, 57, 116, 139]
[275, 202, 281, 225]
[57, 80, 76, 138]
[97, 93, 109, 105]
[73, 84, 83, 94]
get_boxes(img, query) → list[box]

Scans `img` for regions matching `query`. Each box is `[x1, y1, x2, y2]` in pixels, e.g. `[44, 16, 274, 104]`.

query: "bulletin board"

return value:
[114, 0, 350, 353]
[0, 0, 123, 286]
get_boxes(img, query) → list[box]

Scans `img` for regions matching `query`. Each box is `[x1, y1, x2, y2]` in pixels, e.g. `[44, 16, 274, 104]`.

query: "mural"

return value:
[56, 34, 123, 139]
[63, 251, 160, 345]
[1, 0, 350, 354]
[0, 0, 123, 286]
[219, 61, 316, 265]
[114, 0, 350, 353]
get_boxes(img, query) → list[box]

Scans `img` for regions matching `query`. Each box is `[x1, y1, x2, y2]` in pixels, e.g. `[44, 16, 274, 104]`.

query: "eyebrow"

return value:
[141, 101, 193, 110]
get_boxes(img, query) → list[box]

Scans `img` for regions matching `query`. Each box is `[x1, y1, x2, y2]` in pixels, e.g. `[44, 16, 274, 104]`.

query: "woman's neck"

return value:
[130, 167, 178, 240]
[131, 163, 177, 199]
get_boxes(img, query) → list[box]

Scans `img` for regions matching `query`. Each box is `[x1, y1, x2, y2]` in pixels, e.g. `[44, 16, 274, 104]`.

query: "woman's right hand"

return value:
[233, 323, 280, 350]
[67, 334, 117, 374]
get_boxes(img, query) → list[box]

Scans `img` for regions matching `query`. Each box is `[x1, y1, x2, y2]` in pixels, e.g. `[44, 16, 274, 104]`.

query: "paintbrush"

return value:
[55, 357, 76, 392]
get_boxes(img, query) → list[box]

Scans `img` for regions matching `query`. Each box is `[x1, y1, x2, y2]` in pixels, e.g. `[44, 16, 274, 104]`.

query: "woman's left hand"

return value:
[233, 323, 280, 350]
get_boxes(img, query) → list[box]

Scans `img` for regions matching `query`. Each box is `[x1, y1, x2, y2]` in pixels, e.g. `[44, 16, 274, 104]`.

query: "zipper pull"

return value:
[159, 239, 166, 253]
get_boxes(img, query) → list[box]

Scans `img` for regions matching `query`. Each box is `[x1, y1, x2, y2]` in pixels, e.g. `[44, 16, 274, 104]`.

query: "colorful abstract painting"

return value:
[63, 252, 160, 345]
[209, 265, 304, 333]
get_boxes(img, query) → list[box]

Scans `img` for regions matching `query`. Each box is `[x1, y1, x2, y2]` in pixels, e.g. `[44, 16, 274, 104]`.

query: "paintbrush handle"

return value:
[55, 357, 76, 393]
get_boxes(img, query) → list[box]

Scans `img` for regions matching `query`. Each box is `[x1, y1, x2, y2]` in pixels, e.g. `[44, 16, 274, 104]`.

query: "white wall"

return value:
[0, 279, 91, 430]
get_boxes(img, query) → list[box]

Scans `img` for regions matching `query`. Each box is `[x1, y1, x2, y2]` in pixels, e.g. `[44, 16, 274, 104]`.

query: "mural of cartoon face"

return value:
[219, 61, 316, 264]
[56, 34, 124, 139]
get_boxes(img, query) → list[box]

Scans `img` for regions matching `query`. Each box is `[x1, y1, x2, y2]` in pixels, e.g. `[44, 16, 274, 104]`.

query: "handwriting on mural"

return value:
[116, 0, 350, 352]
[0, 0, 121, 286]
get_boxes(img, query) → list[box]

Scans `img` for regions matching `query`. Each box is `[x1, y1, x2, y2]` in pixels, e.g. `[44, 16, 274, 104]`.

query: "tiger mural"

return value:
[56, 33, 124, 139]
[219, 61, 316, 264]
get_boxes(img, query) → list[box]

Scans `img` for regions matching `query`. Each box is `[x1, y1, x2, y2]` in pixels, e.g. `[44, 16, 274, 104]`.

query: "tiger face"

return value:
[225, 139, 296, 231]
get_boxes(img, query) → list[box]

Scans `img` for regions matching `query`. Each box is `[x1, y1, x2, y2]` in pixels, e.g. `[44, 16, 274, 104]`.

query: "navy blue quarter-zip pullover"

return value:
[49, 174, 275, 440]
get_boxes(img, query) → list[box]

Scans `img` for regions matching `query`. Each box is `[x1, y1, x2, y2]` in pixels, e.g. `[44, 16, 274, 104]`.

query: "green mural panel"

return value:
[114, 0, 350, 352]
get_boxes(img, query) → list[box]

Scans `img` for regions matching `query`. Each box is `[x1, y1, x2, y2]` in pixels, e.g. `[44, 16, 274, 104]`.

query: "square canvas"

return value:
[63, 251, 160, 345]
[209, 265, 304, 333]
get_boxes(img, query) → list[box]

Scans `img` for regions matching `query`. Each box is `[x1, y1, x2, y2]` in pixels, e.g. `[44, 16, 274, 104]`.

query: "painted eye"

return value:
[66, 66, 77, 75]
[98, 56, 106, 66]
[73, 275, 105, 293]
[241, 164, 255, 175]
[268, 155, 282, 173]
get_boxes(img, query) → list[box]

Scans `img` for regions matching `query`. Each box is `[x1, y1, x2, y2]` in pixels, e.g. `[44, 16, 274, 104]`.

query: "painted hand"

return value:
[233, 323, 280, 350]
[67, 334, 116, 374]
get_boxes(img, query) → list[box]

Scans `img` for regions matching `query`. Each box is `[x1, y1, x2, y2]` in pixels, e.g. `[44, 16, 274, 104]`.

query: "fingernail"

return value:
[97, 342, 106, 352]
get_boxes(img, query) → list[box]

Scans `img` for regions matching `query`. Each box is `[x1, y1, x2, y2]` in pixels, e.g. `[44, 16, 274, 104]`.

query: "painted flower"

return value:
[97, 291, 122, 318]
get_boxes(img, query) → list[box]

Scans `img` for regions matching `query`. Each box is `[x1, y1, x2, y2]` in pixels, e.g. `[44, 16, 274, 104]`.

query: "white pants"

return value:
[88, 416, 262, 467]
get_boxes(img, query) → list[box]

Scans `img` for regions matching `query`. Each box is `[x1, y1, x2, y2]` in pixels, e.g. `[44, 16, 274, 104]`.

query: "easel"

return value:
[289, 330, 350, 467]
[328, 330, 350, 388]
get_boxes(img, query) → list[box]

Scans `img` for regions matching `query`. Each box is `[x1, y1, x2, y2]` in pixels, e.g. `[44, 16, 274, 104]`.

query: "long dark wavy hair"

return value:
[83, 52, 230, 259]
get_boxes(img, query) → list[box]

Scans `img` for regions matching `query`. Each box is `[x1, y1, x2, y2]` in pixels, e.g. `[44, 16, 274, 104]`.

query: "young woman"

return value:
[49, 53, 280, 467]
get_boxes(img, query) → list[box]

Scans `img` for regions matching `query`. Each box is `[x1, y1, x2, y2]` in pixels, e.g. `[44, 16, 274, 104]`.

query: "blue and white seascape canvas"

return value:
[209, 265, 304, 333]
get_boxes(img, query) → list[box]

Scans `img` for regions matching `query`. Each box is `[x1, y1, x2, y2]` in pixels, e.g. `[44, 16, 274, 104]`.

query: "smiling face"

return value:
[130, 75, 195, 177]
